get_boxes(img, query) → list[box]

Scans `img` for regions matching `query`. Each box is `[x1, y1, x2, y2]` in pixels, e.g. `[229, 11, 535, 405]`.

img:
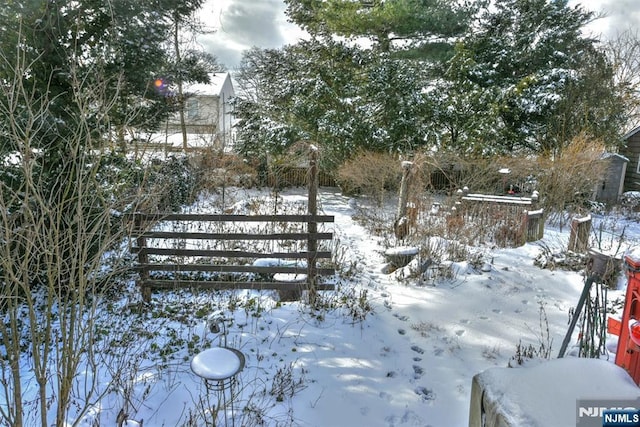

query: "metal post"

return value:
[558, 276, 595, 358]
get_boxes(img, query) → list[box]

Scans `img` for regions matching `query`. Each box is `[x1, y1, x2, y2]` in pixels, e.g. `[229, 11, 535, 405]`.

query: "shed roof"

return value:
[601, 152, 629, 162]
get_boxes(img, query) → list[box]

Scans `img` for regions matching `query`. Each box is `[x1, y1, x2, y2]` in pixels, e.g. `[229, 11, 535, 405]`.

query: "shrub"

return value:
[145, 155, 199, 212]
[193, 148, 258, 190]
[508, 302, 553, 367]
[336, 150, 401, 205]
[535, 136, 607, 226]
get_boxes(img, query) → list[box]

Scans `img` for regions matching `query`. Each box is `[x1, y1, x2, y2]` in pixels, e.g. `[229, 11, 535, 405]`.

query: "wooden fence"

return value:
[131, 213, 335, 302]
[458, 190, 544, 246]
[266, 167, 336, 188]
[130, 144, 336, 302]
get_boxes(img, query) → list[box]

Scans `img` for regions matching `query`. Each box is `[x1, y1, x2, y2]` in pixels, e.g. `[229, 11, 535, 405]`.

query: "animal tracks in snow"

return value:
[393, 313, 409, 321]
[412, 364, 424, 379]
[314, 189, 594, 426]
[411, 345, 425, 354]
[414, 386, 436, 402]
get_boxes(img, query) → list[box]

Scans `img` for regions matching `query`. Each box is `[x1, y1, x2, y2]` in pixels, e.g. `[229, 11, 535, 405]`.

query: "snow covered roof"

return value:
[601, 152, 629, 162]
[183, 72, 232, 97]
[623, 124, 640, 140]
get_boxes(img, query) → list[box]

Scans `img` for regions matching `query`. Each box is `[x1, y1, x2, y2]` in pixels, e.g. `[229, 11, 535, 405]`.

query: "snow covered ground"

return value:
[69, 187, 640, 426]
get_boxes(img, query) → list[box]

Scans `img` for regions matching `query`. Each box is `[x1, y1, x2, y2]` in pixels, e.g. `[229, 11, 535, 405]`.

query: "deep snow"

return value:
[65, 187, 640, 426]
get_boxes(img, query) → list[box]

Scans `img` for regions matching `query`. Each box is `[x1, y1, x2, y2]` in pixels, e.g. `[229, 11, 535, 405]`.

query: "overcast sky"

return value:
[574, 0, 640, 38]
[198, 0, 640, 70]
[199, 0, 306, 70]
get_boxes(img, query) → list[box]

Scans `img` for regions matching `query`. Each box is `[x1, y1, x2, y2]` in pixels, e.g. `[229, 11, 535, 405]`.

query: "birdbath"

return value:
[274, 272, 307, 301]
[191, 346, 245, 426]
[191, 347, 245, 383]
[384, 246, 419, 268]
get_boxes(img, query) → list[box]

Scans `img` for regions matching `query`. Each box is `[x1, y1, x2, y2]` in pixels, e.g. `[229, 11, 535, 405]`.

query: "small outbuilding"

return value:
[621, 126, 640, 193]
[594, 152, 628, 205]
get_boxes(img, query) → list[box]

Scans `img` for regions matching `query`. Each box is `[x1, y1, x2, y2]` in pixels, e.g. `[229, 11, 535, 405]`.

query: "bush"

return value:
[336, 150, 401, 205]
[145, 155, 199, 212]
[535, 136, 606, 225]
[193, 148, 258, 190]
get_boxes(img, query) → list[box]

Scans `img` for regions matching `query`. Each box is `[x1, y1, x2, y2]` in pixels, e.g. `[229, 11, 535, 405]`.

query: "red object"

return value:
[631, 321, 640, 346]
[613, 252, 640, 385]
[608, 317, 622, 336]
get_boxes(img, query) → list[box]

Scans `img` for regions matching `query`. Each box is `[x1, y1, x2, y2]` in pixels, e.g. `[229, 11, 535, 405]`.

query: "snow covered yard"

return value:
[61, 187, 640, 426]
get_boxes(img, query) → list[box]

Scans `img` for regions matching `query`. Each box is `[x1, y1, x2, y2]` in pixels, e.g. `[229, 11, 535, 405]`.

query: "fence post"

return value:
[307, 145, 319, 306]
[531, 191, 539, 206]
[568, 215, 592, 253]
[520, 210, 529, 246]
[135, 214, 151, 302]
[394, 161, 413, 239]
[536, 209, 545, 241]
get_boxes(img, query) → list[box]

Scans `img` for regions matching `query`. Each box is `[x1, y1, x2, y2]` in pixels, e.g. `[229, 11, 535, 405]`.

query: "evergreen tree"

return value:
[234, 40, 436, 167]
[0, 0, 218, 156]
[234, 40, 370, 167]
[441, 0, 625, 155]
[430, 42, 503, 155]
[0, 0, 213, 285]
[234, 0, 479, 167]
[284, 0, 478, 59]
[358, 54, 433, 152]
[0, 0, 171, 156]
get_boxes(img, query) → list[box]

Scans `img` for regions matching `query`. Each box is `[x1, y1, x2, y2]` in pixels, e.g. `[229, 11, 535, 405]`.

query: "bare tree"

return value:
[0, 47, 152, 426]
[605, 28, 640, 130]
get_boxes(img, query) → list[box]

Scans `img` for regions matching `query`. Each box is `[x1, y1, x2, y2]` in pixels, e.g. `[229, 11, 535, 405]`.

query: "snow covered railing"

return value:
[461, 194, 534, 205]
[455, 188, 544, 246]
[458, 186, 539, 206]
[129, 213, 336, 302]
[469, 358, 640, 427]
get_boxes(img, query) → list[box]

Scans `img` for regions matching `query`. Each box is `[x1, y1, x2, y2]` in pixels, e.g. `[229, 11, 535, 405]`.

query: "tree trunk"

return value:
[173, 18, 188, 152]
